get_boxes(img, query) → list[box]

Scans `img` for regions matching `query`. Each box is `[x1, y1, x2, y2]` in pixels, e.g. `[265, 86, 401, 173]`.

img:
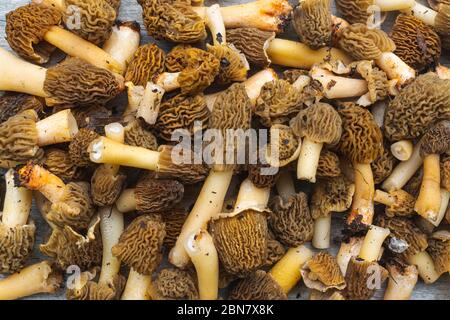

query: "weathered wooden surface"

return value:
[0, 0, 449, 300]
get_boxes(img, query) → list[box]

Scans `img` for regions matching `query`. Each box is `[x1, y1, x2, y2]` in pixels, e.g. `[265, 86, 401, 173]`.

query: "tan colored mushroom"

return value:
[0, 94, 43, 124]
[124, 43, 166, 87]
[68, 128, 100, 167]
[384, 261, 419, 300]
[154, 268, 199, 300]
[43, 148, 84, 181]
[317, 150, 342, 179]
[162, 209, 188, 250]
[371, 143, 396, 184]
[427, 231, 450, 276]
[124, 120, 158, 151]
[265, 231, 286, 267]
[265, 124, 302, 168]
[69, 104, 112, 129]
[300, 252, 346, 292]
[374, 189, 415, 217]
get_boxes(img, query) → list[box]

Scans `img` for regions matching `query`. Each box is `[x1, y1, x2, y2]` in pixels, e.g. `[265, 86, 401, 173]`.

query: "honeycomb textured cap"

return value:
[371, 143, 396, 184]
[301, 251, 346, 291]
[0, 94, 44, 124]
[67, 274, 125, 300]
[0, 222, 35, 273]
[226, 28, 275, 66]
[124, 120, 158, 151]
[125, 43, 166, 86]
[335, 0, 373, 24]
[229, 270, 287, 300]
[69, 128, 100, 167]
[419, 120, 450, 156]
[317, 150, 341, 178]
[427, 237, 450, 275]
[90, 165, 126, 206]
[44, 148, 84, 181]
[207, 44, 248, 84]
[155, 268, 199, 300]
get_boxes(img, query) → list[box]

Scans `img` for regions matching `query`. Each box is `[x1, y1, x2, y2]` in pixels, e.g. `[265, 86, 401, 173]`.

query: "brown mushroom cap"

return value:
[165, 44, 193, 72]
[124, 119, 158, 150]
[0, 94, 44, 124]
[134, 174, 184, 213]
[404, 168, 424, 198]
[210, 209, 268, 276]
[255, 79, 304, 127]
[247, 162, 280, 189]
[125, 43, 166, 86]
[90, 165, 126, 206]
[266, 124, 301, 167]
[311, 176, 355, 218]
[40, 215, 102, 270]
[112, 214, 165, 275]
[155, 93, 209, 141]
[384, 73, 450, 141]
[283, 69, 309, 84]
[301, 252, 346, 292]
[390, 14, 441, 71]
[229, 270, 287, 300]
[47, 181, 95, 231]
[44, 148, 84, 181]
[67, 273, 125, 300]
[419, 120, 450, 156]
[265, 231, 286, 267]
[335, 0, 373, 24]
[441, 154, 450, 190]
[344, 257, 388, 300]
[381, 190, 415, 217]
[292, 0, 333, 50]
[376, 215, 428, 259]
[269, 192, 314, 247]
[427, 231, 450, 275]
[141, 0, 206, 43]
[206, 44, 248, 84]
[291, 102, 342, 145]
[5, 3, 61, 64]
[338, 23, 396, 60]
[71, 104, 112, 129]
[155, 268, 199, 300]
[317, 150, 342, 178]
[0, 221, 35, 273]
[337, 103, 383, 164]
[69, 128, 100, 167]
[226, 28, 275, 67]
[371, 143, 396, 184]
[162, 209, 187, 249]
[63, 0, 116, 45]
[44, 57, 123, 107]
[435, 4, 450, 40]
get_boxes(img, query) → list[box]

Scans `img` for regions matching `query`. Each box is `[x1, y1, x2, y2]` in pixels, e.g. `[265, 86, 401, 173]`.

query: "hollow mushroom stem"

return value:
[347, 163, 375, 227]
[407, 251, 440, 284]
[312, 216, 332, 249]
[121, 269, 152, 300]
[135, 82, 165, 125]
[391, 140, 414, 161]
[233, 178, 270, 213]
[1, 169, 32, 228]
[205, 4, 226, 45]
[115, 189, 137, 213]
[384, 264, 418, 300]
[358, 225, 390, 262]
[275, 171, 296, 200]
[268, 245, 313, 294]
[415, 154, 441, 221]
[296, 139, 323, 182]
[35, 109, 79, 146]
[155, 72, 181, 92]
[185, 229, 219, 300]
[337, 237, 363, 275]
[291, 75, 311, 91]
[375, 52, 416, 86]
[0, 261, 62, 300]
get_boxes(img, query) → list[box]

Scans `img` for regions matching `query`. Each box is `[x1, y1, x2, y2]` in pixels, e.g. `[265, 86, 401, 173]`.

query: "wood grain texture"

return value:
[0, 0, 449, 300]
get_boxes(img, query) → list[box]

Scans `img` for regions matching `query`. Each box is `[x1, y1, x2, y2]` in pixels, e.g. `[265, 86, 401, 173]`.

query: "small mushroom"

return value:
[70, 104, 112, 129]
[300, 252, 346, 292]
[247, 162, 280, 189]
[265, 231, 286, 267]
[371, 143, 396, 184]
[155, 268, 199, 300]
[44, 148, 84, 181]
[265, 124, 302, 168]
[162, 209, 188, 249]
[124, 43, 166, 87]
[384, 261, 419, 300]
[124, 119, 158, 150]
[317, 150, 342, 179]
[373, 189, 415, 217]
[353, 60, 390, 107]
[67, 270, 125, 300]
[0, 94, 43, 124]
[69, 128, 100, 167]
[427, 231, 450, 276]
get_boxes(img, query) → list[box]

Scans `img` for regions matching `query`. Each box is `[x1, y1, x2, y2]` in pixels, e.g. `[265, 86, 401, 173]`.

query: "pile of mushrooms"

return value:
[0, 0, 449, 301]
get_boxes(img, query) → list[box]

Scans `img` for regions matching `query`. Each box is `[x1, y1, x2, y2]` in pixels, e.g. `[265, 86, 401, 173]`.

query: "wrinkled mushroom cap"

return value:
[0, 94, 44, 124]
[44, 57, 123, 107]
[125, 43, 166, 86]
[427, 231, 450, 275]
[207, 44, 249, 84]
[155, 268, 199, 300]
[165, 44, 193, 72]
[301, 252, 346, 292]
[90, 165, 126, 206]
[0, 221, 35, 273]
[112, 214, 165, 275]
[335, 0, 373, 24]
[44, 148, 84, 181]
[265, 231, 286, 267]
[229, 270, 287, 300]
[292, 0, 333, 50]
[247, 162, 280, 189]
[384, 73, 450, 141]
[69, 128, 100, 167]
[441, 154, 450, 190]
[291, 102, 342, 145]
[265, 124, 301, 167]
[226, 28, 275, 67]
[435, 4, 450, 38]
[269, 192, 314, 247]
[283, 69, 309, 84]
[124, 119, 158, 150]
[371, 143, 396, 184]
[67, 273, 126, 300]
[210, 209, 268, 276]
[317, 150, 341, 178]
[40, 215, 102, 270]
[71, 104, 112, 129]
[383, 190, 415, 217]
[162, 209, 187, 249]
[419, 120, 450, 156]
[255, 79, 304, 127]
[142, 0, 206, 43]
[353, 60, 389, 105]
[5, 3, 61, 64]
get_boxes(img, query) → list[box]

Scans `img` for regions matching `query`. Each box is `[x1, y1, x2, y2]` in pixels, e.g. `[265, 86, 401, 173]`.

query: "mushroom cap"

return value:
[427, 231, 450, 275]
[292, 0, 333, 50]
[40, 215, 102, 270]
[206, 44, 249, 84]
[5, 3, 61, 64]
[44, 148, 84, 181]
[71, 104, 112, 129]
[142, 0, 206, 43]
[301, 252, 346, 292]
[124, 119, 158, 150]
[266, 124, 301, 167]
[229, 270, 287, 300]
[0, 94, 44, 124]
[384, 73, 450, 141]
[112, 214, 166, 275]
[210, 209, 268, 276]
[0, 110, 41, 163]
[255, 79, 304, 127]
[419, 120, 450, 156]
[125, 43, 166, 86]
[134, 174, 184, 213]
[317, 150, 342, 178]
[90, 165, 126, 206]
[265, 231, 286, 267]
[247, 162, 280, 189]
[344, 257, 388, 300]
[404, 168, 423, 198]
[376, 215, 428, 260]
[44, 57, 123, 107]
[165, 44, 193, 72]
[383, 190, 415, 217]
[335, 0, 373, 24]
[63, 0, 116, 45]
[371, 143, 396, 184]
[67, 273, 126, 300]
[155, 268, 199, 300]
[226, 28, 275, 67]
[354, 60, 389, 105]
[311, 175, 355, 218]
[69, 128, 100, 167]
[390, 14, 441, 71]
[291, 102, 342, 145]
[435, 4, 450, 37]
[0, 221, 35, 273]
[156, 93, 209, 141]
[337, 103, 383, 164]
[441, 154, 450, 190]
[162, 209, 187, 249]
[47, 181, 95, 231]
[269, 192, 314, 247]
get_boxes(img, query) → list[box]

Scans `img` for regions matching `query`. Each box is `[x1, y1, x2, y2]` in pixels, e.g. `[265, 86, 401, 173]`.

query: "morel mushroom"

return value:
[0, 261, 62, 300]
[427, 231, 450, 276]
[0, 94, 43, 124]
[300, 252, 346, 292]
[0, 169, 34, 274]
[384, 261, 419, 300]
[68, 128, 100, 167]
[265, 124, 302, 168]
[317, 150, 341, 178]
[44, 148, 83, 181]
[162, 209, 188, 249]
[154, 268, 199, 300]
[124, 119, 158, 150]
[374, 189, 415, 217]
[370, 143, 396, 184]
[124, 43, 166, 87]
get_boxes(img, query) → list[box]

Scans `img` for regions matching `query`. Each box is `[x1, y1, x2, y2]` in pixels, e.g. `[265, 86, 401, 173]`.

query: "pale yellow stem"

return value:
[384, 264, 418, 300]
[408, 251, 440, 284]
[415, 154, 441, 221]
[2, 169, 32, 228]
[373, 190, 395, 207]
[337, 237, 363, 275]
[312, 215, 332, 249]
[374, 0, 415, 10]
[376, 52, 416, 85]
[233, 178, 270, 214]
[391, 140, 414, 161]
[347, 163, 375, 226]
[35, 109, 78, 146]
[121, 269, 152, 300]
[115, 189, 137, 213]
[358, 225, 390, 262]
[402, 1, 438, 25]
[296, 138, 323, 182]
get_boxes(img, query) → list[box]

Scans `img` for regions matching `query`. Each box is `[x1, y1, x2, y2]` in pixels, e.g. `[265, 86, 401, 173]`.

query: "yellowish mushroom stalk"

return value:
[276, 171, 296, 200]
[374, 0, 415, 10]
[428, 189, 450, 227]
[185, 229, 219, 300]
[336, 237, 363, 275]
[371, 101, 387, 128]
[373, 190, 395, 207]
[382, 142, 423, 191]
[2, 169, 32, 228]
[415, 154, 441, 221]
[407, 251, 441, 284]
[296, 139, 324, 182]
[390, 140, 414, 161]
[103, 122, 125, 176]
[205, 4, 227, 45]
[0, 261, 61, 300]
[358, 225, 390, 262]
[312, 216, 332, 249]
[121, 269, 152, 300]
[35, 109, 79, 146]
[402, 1, 438, 25]
[232, 178, 270, 213]
[135, 83, 165, 125]
[347, 163, 375, 226]
[384, 264, 418, 300]
[268, 245, 313, 294]
[310, 65, 368, 99]
[115, 188, 137, 213]
[375, 52, 416, 86]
